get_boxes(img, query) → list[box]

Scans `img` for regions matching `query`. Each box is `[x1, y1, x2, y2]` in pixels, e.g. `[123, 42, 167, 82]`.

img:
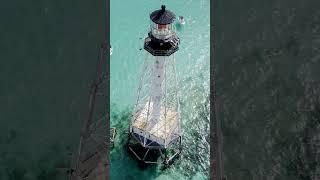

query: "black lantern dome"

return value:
[150, 5, 176, 25]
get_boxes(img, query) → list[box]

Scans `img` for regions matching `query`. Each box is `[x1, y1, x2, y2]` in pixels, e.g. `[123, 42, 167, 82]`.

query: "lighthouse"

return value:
[127, 5, 182, 165]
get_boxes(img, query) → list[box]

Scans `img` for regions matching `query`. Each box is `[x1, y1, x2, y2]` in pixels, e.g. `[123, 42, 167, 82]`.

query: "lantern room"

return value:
[144, 5, 180, 56]
[149, 5, 176, 41]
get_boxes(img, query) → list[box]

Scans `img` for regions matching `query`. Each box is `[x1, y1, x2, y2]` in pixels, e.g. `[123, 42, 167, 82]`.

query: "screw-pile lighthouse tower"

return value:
[127, 5, 182, 165]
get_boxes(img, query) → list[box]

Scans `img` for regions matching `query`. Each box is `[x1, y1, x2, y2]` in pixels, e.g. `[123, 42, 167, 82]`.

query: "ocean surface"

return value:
[110, 0, 210, 179]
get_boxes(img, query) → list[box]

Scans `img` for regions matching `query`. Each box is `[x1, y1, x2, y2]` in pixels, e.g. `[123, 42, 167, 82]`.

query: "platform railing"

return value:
[144, 42, 179, 56]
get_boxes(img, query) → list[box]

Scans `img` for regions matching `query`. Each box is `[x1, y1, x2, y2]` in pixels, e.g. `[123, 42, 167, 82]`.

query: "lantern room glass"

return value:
[149, 21, 175, 40]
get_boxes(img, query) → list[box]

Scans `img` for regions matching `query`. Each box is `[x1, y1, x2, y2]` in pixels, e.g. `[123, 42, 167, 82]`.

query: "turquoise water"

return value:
[110, 0, 210, 179]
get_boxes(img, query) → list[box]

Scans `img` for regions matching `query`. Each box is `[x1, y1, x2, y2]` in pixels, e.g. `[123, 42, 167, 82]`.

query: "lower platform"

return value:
[131, 101, 180, 148]
[127, 132, 182, 166]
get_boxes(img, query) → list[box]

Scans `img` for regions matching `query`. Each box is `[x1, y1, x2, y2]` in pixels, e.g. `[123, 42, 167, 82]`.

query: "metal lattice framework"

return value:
[128, 52, 182, 165]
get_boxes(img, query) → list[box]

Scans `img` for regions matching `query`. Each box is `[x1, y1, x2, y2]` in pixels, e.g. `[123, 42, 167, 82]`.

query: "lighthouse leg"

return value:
[164, 149, 169, 167]
[179, 136, 182, 154]
[126, 132, 131, 151]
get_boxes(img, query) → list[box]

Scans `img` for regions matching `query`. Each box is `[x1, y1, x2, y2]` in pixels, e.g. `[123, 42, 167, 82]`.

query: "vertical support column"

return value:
[130, 53, 150, 133]
[172, 54, 181, 137]
[148, 56, 165, 130]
